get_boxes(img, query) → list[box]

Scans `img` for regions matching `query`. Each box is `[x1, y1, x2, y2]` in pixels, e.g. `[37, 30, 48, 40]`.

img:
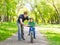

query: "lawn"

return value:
[40, 29, 60, 45]
[0, 22, 17, 41]
[38, 24, 60, 28]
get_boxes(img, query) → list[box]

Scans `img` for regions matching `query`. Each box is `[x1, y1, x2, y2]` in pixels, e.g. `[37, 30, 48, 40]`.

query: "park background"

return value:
[0, 0, 60, 45]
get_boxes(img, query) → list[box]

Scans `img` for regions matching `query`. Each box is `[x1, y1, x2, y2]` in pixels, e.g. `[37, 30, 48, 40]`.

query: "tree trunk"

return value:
[0, 15, 1, 22]
[52, 0, 60, 24]
[1, 15, 4, 22]
[37, 9, 45, 23]
[34, 11, 38, 24]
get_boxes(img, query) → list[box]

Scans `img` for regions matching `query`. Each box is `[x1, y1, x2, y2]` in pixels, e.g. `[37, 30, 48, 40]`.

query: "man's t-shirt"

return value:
[28, 21, 35, 28]
[17, 14, 29, 23]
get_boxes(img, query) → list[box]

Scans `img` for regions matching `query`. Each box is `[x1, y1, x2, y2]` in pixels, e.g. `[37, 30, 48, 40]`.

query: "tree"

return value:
[47, 0, 60, 24]
[0, 0, 18, 22]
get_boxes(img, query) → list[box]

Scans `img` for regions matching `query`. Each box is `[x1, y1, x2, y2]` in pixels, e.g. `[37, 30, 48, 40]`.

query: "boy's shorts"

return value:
[29, 27, 35, 31]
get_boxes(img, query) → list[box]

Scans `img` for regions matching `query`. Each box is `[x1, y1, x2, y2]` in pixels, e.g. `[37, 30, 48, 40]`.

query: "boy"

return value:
[28, 18, 36, 39]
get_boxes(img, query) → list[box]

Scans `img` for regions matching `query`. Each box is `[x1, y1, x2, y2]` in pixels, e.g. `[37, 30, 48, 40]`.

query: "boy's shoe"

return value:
[28, 34, 30, 36]
[22, 38, 25, 40]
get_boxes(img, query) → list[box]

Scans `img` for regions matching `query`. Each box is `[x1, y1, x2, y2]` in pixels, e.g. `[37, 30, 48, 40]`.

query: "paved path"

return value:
[0, 27, 48, 45]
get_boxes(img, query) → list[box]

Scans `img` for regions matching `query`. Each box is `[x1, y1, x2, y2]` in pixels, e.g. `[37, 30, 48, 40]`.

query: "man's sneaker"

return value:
[18, 39, 21, 41]
[34, 37, 36, 39]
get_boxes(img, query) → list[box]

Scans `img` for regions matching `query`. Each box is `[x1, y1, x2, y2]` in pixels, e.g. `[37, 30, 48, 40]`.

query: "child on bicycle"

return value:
[28, 18, 36, 39]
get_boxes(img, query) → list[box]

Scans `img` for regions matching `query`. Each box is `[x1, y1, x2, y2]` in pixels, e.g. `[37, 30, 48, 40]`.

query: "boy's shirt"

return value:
[28, 21, 35, 28]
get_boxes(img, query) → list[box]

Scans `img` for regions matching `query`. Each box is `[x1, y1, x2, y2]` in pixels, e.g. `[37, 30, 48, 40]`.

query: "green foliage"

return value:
[0, 0, 60, 24]
[0, 0, 18, 16]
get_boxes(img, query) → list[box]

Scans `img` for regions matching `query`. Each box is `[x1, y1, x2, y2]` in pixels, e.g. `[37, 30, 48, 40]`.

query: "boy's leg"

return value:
[33, 28, 36, 39]
[17, 23, 21, 40]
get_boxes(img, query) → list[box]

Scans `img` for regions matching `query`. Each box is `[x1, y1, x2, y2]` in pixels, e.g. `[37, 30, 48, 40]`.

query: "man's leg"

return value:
[17, 23, 21, 40]
[21, 25, 25, 40]
[28, 28, 31, 35]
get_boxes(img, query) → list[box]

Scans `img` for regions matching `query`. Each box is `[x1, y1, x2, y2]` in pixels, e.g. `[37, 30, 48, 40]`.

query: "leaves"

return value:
[0, 0, 60, 24]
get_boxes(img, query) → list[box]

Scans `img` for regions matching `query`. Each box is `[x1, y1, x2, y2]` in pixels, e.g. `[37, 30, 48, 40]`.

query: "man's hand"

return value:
[21, 23, 24, 25]
[24, 25, 30, 27]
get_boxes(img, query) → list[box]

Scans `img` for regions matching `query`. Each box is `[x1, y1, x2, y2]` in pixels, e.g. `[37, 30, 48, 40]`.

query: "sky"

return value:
[25, 3, 32, 11]
[25, 0, 40, 11]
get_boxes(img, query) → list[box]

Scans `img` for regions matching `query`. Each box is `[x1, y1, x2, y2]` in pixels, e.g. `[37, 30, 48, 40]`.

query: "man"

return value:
[17, 12, 29, 40]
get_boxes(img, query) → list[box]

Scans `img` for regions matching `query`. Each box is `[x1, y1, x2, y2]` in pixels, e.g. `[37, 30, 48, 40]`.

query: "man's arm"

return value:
[20, 19, 24, 25]
[26, 16, 29, 20]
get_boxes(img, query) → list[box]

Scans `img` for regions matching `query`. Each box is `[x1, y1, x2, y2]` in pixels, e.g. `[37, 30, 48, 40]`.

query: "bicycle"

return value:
[25, 25, 35, 43]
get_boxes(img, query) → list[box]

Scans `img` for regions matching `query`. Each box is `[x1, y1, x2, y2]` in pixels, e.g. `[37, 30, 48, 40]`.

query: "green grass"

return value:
[38, 24, 60, 28]
[40, 30, 60, 45]
[0, 22, 17, 41]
